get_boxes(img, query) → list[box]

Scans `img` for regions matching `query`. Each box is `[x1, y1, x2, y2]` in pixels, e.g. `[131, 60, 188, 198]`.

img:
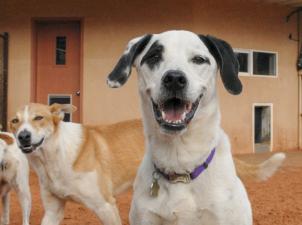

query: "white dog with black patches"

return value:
[0, 132, 31, 225]
[107, 30, 264, 225]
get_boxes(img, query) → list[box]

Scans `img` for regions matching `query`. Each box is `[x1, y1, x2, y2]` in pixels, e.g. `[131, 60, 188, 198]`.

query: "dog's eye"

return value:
[33, 116, 44, 121]
[141, 49, 163, 67]
[146, 54, 161, 64]
[192, 56, 209, 65]
[11, 118, 19, 124]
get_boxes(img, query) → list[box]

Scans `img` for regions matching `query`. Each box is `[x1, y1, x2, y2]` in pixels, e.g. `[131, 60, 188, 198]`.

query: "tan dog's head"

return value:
[9, 103, 76, 154]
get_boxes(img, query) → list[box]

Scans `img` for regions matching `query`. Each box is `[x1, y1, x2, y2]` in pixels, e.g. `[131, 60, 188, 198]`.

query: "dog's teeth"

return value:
[181, 113, 186, 120]
[162, 111, 166, 119]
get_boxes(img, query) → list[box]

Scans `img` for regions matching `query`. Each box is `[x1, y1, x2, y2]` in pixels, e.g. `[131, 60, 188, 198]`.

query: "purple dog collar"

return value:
[155, 148, 216, 183]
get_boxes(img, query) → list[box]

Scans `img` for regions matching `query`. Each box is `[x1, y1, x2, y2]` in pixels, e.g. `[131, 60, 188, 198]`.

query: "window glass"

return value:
[56, 36, 66, 65]
[253, 52, 276, 76]
[235, 52, 249, 73]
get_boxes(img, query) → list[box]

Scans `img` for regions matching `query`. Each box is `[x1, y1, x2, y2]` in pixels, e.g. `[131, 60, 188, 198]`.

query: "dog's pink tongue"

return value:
[164, 108, 184, 121]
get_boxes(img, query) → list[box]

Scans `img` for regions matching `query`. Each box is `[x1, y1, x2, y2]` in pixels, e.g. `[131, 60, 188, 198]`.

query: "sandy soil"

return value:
[5, 151, 302, 225]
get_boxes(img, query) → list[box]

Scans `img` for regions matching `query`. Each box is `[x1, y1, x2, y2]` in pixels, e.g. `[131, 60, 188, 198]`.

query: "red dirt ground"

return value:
[6, 151, 302, 225]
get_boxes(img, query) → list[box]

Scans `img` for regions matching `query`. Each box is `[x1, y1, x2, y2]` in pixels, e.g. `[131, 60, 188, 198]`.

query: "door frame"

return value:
[252, 103, 273, 153]
[31, 18, 84, 122]
[0, 32, 9, 131]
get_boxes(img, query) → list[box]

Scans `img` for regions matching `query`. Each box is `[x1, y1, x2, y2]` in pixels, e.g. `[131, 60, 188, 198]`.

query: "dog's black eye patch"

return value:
[140, 41, 164, 70]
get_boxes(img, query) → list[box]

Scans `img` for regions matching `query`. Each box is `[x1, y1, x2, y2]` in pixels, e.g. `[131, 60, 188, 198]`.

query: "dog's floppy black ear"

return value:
[199, 35, 242, 95]
[107, 34, 152, 88]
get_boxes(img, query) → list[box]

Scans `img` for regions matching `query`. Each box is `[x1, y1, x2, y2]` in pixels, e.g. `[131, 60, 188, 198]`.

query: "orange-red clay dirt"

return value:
[6, 151, 302, 225]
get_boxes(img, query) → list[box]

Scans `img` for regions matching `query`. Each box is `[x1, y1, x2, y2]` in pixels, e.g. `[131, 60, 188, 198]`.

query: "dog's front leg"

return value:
[89, 201, 122, 225]
[40, 188, 66, 225]
[15, 188, 31, 225]
[15, 179, 31, 225]
[1, 193, 10, 225]
[14, 174, 31, 225]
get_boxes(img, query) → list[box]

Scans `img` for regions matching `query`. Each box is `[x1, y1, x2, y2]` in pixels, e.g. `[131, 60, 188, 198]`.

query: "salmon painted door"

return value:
[36, 21, 81, 122]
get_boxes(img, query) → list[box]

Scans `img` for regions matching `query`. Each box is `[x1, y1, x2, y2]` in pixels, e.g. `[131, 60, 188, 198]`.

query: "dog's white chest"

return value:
[49, 176, 71, 199]
[154, 184, 219, 225]
[30, 155, 75, 199]
[31, 155, 100, 204]
[43, 166, 74, 199]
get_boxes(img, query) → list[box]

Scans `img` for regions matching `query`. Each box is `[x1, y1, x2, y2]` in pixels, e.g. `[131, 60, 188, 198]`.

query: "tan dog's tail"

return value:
[235, 153, 286, 181]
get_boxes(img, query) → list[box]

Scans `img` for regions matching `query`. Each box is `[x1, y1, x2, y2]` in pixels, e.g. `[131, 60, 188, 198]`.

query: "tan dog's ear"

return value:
[49, 103, 77, 120]
[0, 133, 14, 146]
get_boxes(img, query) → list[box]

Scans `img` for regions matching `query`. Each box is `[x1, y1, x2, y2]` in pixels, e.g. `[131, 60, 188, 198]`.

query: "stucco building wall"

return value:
[0, 0, 299, 153]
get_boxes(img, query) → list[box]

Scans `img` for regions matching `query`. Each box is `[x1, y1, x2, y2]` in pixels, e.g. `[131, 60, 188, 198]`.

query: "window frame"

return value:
[234, 48, 278, 78]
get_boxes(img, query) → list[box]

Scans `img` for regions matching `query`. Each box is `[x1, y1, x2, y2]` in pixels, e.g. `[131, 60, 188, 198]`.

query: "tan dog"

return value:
[0, 132, 31, 225]
[9, 103, 283, 225]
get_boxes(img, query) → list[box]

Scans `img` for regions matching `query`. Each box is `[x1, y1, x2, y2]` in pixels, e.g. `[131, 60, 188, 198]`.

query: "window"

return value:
[56, 36, 66, 65]
[235, 51, 251, 73]
[234, 49, 277, 77]
[253, 52, 276, 76]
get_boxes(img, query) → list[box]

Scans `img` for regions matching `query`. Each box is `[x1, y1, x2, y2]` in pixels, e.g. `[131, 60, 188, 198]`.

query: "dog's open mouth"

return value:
[152, 95, 202, 131]
[20, 138, 44, 154]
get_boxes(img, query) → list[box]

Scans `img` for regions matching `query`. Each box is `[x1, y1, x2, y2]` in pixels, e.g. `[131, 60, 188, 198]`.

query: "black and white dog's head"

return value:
[107, 30, 241, 134]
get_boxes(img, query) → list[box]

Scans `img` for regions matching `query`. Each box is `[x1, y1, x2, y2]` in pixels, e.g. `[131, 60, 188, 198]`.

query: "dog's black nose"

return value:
[162, 70, 187, 91]
[18, 130, 31, 146]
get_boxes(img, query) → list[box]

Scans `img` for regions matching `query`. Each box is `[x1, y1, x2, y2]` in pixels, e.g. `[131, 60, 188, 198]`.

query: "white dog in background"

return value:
[0, 132, 31, 225]
[107, 30, 285, 225]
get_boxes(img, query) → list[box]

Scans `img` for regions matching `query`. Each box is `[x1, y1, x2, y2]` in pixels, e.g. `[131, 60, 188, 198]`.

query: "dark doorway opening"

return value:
[254, 105, 272, 153]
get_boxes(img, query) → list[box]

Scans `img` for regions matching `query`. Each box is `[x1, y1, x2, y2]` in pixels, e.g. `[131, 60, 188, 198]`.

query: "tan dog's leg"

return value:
[1, 193, 10, 225]
[40, 188, 66, 225]
[15, 186, 31, 225]
[14, 173, 31, 225]
[88, 201, 122, 225]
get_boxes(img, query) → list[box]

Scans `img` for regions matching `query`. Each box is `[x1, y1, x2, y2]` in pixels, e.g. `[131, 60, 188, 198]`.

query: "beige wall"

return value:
[0, 0, 299, 153]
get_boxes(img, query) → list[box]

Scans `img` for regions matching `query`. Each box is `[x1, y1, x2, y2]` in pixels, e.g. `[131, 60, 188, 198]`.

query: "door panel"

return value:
[36, 21, 81, 122]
